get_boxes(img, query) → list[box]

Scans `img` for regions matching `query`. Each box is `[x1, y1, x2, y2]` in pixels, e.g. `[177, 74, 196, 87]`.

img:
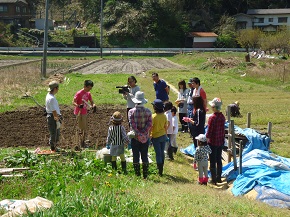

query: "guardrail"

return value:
[0, 47, 247, 55]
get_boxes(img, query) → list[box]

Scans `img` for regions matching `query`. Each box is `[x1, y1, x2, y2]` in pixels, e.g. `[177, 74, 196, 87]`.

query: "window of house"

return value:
[257, 18, 264, 23]
[16, 6, 20, 13]
[268, 18, 273, 22]
[23, 7, 26, 13]
[0, 5, 8, 12]
[278, 17, 288, 23]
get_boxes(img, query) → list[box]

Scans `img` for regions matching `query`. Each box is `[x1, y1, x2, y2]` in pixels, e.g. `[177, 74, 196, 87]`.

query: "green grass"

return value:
[1, 53, 290, 216]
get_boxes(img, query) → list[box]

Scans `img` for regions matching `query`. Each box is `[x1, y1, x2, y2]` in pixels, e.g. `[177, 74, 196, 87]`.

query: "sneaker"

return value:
[193, 162, 197, 170]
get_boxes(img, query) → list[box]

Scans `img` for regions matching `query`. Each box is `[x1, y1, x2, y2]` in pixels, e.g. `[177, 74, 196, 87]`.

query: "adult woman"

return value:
[123, 76, 140, 122]
[150, 99, 168, 176]
[206, 98, 225, 185]
[187, 96, 206, 169]
[175, 80, 189, 132]
[128, 91, 152, 179]
[190, 96, 206, 149]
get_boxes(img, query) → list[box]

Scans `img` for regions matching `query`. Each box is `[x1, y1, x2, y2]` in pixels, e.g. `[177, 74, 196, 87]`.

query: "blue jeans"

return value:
[152, 135, 167, 164]
[131, 138, 149, 164]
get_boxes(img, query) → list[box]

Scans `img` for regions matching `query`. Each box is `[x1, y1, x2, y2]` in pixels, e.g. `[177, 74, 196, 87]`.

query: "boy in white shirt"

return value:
[164, 101, 174, 160]
[171, 106, 179, 154]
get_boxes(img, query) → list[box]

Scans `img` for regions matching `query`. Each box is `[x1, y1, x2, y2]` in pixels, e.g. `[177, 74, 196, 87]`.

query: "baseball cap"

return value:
[47, 81, 59, 91]
[187, 78, 193, 84]
[209, 97, 222, 110]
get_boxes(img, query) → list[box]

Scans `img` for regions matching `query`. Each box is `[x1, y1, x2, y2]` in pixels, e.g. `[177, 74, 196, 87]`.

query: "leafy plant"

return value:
[4, 149, 40, 167]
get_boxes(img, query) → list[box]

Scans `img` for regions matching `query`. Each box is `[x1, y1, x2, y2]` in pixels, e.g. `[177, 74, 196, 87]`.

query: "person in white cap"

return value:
[194, 134, 212, 185]
[206, 97, 225, 185]
[45, 80, 61, 152]
[128, 91, 152, 179]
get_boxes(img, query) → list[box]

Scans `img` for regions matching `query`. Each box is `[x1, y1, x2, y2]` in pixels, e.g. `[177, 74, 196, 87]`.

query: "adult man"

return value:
[152, 72, 169, 102]
[73, 80, 96, 148]
[45, 80, 61, 152]
[128, 91, 153, 179]
[191, 77, 207, 111]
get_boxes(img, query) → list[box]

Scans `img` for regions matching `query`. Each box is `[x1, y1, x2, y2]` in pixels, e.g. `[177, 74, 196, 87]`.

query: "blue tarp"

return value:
[181, 123, 290, 208]
[180, 144, 196, 156]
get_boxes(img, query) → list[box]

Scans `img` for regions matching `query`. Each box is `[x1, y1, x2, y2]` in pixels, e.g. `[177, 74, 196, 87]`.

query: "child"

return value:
[73, 80, 96, 148]
[106, 111, 130, 174]
[164, 101, 174, 160]
[150, 99, 168, 176]
[171, 106, 179, 154]
[194, 134, 212, 185]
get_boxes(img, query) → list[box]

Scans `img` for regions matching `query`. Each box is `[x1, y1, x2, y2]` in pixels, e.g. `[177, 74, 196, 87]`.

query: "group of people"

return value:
[45, 79, 96, 152]
[45, 73, 227, 184]
[174, 77, 226, 185]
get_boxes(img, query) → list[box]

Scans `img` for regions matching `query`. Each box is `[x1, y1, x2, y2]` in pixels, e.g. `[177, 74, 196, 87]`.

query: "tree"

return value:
[236, 29, 262, 52]
[214, 15, 237, 48]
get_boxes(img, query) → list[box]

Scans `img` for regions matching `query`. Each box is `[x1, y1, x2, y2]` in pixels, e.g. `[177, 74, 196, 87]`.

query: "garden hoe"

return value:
[22, 93, 47, 116]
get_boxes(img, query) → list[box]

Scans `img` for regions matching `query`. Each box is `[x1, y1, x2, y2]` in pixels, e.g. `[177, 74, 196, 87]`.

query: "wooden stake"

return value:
[247, 113, 251, 128]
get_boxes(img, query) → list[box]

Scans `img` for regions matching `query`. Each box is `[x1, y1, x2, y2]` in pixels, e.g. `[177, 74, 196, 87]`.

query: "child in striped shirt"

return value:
[106, 111, 130, 174]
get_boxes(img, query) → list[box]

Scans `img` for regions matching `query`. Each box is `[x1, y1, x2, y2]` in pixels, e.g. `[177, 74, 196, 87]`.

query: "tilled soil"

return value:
[77, 58, 185, 74]
[0, 105, 129, 149]
[0, 58, 184, 149]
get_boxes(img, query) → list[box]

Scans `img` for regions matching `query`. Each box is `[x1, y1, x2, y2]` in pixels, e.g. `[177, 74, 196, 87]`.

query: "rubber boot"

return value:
[209, 168, 217, 185]
[121, 161, 127, 175]
[168, 146, 174, 160]
[133, 163, 141, 176]
[217, 165, 223, 183]
[111, 161, 117, 170]
[142, 163, 149, 179]
[203, 177, 209, 185]
[184, 124, 188, 133]
[157, 163, 163, 176]
[198, 177, 203, 185]
[173, 147, 178, 154]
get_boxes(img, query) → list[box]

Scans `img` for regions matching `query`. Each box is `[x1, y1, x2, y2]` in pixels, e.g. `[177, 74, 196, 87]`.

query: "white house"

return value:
[234, 9, 290, 31]
[188, 32, 218, 48]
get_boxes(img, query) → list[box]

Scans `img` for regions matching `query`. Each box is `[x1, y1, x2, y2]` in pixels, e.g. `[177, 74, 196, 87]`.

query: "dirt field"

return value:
[0, 58, 183, 149]
[76, 58, 185, 74]
[0, 105, 128, 149]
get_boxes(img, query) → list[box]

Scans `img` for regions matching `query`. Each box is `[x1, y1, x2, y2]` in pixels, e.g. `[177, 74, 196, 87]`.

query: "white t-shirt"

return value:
[165, 110, 173, 134]
[172, 116, 178, 135]
[45, 93, 61, 115]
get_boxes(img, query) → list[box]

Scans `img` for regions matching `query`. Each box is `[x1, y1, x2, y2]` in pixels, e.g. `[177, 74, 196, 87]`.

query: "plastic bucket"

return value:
[103, 154, 112, 164]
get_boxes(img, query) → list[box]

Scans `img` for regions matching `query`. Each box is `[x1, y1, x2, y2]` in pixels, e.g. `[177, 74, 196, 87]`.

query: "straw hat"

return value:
[111, 111, 123, 124]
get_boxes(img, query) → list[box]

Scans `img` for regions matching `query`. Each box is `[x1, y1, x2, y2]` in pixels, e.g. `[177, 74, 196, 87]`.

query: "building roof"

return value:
[189, 32, 218, 37]
[247, 9, 290, 15]
[0, 0, 27, 3]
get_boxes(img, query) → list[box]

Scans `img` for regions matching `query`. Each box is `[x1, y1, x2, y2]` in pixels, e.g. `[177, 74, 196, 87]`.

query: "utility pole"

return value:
[41, 0, 49, 78]
[100, 0, 103, 58]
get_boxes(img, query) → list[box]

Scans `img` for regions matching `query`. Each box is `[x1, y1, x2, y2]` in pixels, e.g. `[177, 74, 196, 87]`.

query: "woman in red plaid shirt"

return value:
[206, 97, 225, 185]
